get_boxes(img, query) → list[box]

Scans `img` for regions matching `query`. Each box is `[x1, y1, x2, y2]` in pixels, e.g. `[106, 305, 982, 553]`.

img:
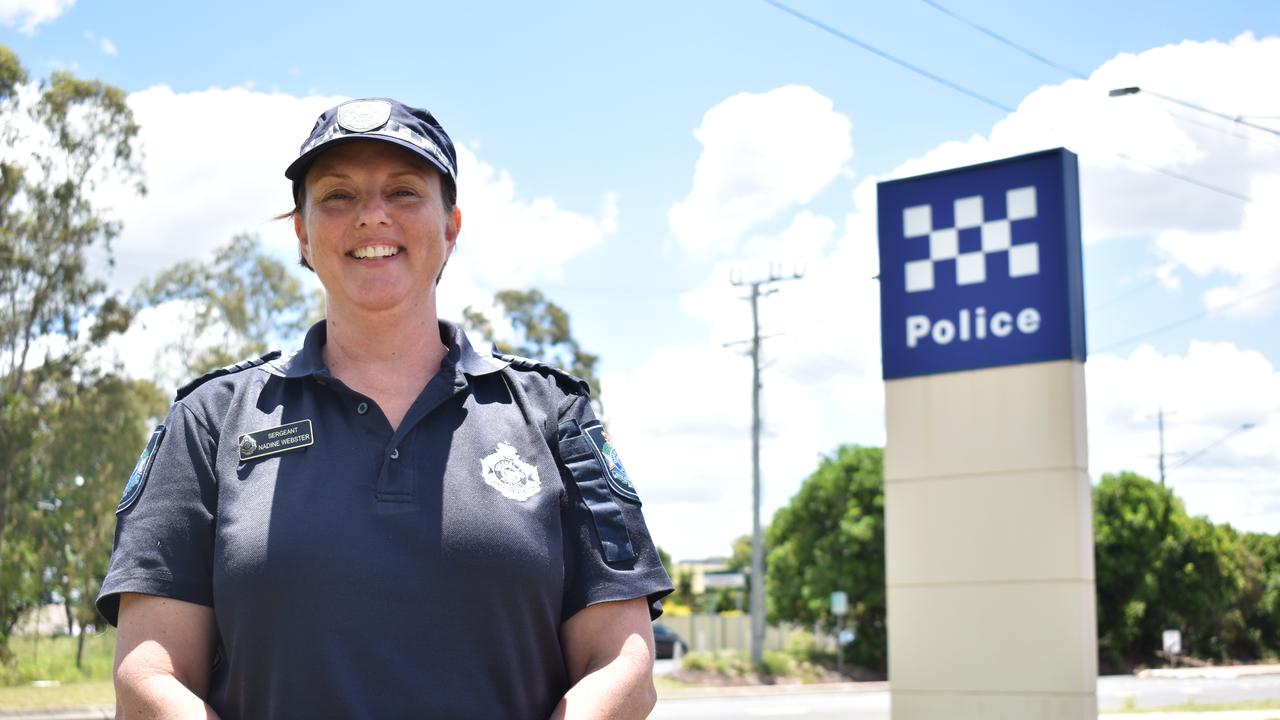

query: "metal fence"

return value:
[657, 615, 837, 655]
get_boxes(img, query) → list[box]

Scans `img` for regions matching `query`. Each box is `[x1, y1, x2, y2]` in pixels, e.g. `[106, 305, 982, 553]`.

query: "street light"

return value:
[1109, 86, 1280, 138]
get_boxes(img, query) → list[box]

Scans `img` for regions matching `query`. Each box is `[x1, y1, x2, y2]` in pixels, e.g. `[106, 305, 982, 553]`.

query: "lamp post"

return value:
[1109, 86, 1280, 138]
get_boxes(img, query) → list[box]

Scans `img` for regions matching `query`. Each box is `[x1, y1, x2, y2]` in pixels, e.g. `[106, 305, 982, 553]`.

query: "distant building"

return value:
[674, 557, 731, 595]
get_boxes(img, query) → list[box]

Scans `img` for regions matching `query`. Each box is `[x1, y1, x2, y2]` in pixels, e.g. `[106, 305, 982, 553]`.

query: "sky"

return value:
[4, 0, 1279, 562]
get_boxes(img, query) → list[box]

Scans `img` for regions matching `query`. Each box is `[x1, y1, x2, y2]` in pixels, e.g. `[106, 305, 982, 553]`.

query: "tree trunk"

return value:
[76, 623, 86, 670]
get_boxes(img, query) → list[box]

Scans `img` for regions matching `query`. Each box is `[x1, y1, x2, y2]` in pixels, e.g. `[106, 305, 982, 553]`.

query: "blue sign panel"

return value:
[877, 148, 1085, 380]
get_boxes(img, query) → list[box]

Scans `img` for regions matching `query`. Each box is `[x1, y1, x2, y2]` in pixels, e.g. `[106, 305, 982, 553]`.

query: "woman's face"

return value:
[295, 140, 461, 318]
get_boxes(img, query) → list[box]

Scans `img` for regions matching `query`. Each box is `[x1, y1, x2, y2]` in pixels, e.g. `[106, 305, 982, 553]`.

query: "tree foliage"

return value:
[766, 445, 886, 672]
[1093, 471, 1272, 672]
[2, 364, 164, 664]
[0, 46, 144, 654]
[136, 233, 322, 378]
[763, 454, 1279, 675]
[462, 289, 601, 401]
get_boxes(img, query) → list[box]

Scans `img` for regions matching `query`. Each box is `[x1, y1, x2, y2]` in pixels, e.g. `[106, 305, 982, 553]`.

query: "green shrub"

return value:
[680, 651, 712, 672]
[760, 651, 795, 677]
[711, 651, 752, 677]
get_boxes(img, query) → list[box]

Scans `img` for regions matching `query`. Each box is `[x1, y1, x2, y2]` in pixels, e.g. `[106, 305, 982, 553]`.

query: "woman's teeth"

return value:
[351, 246, 400, 259]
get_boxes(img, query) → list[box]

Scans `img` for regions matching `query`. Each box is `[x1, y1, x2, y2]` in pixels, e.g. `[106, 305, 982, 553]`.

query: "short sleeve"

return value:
[96, 401, 218, 626]
[555, 395, 673, 622]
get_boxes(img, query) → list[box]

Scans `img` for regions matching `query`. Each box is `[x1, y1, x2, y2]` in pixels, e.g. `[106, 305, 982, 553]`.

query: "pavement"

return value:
[0, 710, 111, 720]
[4, 664, 1280, 719]
[1105, 714, 1280, 720]
[1138, 664, 1280, 680]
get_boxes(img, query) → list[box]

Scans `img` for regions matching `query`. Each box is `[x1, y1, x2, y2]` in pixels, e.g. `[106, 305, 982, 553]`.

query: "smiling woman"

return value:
[296, 141, 460, 322]
[97, 98, 673, 720]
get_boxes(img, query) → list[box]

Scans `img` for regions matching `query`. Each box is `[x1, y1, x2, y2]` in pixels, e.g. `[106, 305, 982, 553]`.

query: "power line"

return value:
[1113, 151, 1251, 202]
[761, 0, 1015, 114]
[1093, 276, 1280, 353]
[761, 0, 1251, 204]
[1164, 108, 1280, 149]
[1087, 274, 1164, 314]
[1111, 86, 1280, 139]
[918, 0, 1087, 79]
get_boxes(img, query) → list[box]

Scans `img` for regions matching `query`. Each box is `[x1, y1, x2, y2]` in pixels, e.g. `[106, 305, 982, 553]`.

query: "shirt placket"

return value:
[375, 367, 469, 504]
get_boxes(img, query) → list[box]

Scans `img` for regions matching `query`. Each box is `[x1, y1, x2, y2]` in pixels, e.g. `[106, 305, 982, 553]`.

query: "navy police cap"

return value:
[284, 98, 458, 191]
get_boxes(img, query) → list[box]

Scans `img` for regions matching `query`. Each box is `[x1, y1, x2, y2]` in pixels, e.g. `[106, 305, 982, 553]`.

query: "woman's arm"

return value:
[551, 597, 657, 720]
[114, 593, 221, 720]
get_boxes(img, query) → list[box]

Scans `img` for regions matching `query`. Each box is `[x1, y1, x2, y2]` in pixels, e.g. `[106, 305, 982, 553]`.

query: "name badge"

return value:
[238, 419, 314, 462]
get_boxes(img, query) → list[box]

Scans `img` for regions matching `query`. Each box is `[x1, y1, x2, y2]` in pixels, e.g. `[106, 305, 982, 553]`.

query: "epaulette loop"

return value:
[491, 348, 590, 396]
[174, 350, 283, 402]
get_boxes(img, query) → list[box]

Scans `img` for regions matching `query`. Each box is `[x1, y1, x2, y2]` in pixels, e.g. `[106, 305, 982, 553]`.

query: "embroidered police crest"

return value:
[117, 425, 165, 514]
[480, 442, 542, 502]
[582, 420, 640, 503]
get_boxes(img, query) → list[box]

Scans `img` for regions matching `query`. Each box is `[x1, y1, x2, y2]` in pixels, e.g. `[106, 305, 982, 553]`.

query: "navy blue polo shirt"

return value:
[98, 320, 672, 720]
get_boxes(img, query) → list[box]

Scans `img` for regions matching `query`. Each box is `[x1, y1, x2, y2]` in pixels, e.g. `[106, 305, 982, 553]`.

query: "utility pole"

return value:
[730, 264, 803, 665]
[1158, 405, 1166, 486]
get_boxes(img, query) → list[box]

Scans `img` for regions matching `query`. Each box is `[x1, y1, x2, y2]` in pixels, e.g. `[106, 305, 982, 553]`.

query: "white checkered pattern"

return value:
[902, 186, 1039, 293]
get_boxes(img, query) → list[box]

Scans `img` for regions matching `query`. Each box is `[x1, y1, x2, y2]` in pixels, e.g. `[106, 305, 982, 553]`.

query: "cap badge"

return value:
[337, 100, 392, 133]
[480, 442, 542, 502]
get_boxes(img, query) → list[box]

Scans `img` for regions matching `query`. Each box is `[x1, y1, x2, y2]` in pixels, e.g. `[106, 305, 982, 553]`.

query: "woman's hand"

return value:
[552, 597, 657, 720]
[114, 593, 221, 720]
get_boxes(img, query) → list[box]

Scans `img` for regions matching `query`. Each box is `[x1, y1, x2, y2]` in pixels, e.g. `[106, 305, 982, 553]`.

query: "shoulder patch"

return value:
[582, 420, 640, 503]
[174, 350, 282, 402]
[118, 425, 165, 514]
[491, 349, 590, 396]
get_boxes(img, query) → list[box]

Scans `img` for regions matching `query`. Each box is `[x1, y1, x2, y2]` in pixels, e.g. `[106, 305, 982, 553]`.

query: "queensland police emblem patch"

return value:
[583, 420, 640, 503]
[117, 425, 165, 514]
[480, 442, 542, 502]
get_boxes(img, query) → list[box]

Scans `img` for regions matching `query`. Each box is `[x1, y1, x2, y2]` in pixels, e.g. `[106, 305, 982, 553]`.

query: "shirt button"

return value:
[390, 448, 400, 460]
[356, 402, 368, 415]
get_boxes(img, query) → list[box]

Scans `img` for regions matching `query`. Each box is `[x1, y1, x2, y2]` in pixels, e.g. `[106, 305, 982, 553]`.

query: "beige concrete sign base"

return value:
[884, 359, 1097, 719]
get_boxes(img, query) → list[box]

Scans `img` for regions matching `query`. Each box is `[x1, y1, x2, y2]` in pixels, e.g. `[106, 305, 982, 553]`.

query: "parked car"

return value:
[652, 623, 687, 659]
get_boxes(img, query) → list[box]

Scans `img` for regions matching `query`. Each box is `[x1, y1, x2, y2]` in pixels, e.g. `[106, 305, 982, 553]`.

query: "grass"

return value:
[1101, 697, 1280, 714]
[0, 681, 114, 709]
[0, 631, 116, 687]
[653, 675, 693, 693]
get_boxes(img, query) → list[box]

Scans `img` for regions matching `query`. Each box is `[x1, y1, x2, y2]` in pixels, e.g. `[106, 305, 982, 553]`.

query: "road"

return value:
[1099, 673, 1280, 710]
[651, 674, 1280, 719]
[652, 690, 889, 720]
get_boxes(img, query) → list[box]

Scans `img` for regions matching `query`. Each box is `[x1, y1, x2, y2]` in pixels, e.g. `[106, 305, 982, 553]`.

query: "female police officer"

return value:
[98, 98, 673, 719]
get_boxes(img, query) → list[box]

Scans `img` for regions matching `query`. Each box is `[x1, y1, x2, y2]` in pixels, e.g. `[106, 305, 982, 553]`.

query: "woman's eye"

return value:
[322, 191, 353, 202]
[391, 188, 419, 198]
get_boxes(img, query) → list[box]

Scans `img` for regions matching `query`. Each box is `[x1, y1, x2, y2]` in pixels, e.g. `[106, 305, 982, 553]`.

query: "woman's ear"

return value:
[294, 212, 312, 267]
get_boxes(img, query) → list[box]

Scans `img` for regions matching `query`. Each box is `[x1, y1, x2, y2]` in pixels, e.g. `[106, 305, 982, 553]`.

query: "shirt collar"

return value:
[444, 319, 513, 377]
[268, 319, 510, 379]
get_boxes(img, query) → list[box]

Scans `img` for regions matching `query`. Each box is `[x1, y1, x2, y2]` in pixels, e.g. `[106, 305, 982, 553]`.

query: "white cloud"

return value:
[860, 33, 1280, 317]
[96, 87, 612, 327]
[0, 0, 73, 33]
[668, 85, 853, 258]
[100, 37, 116, 56]
[446, 145, 615, 292]
[96, 87, 345, 294]
[1087, 342, 1280, 533]
[611, 195, 887, 560]
[1154, 175, 1280, 317]
[624, 34, 1280, 559]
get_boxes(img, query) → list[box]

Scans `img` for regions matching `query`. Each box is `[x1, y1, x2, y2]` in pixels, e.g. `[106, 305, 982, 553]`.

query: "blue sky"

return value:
[5, 0, 1279, 559]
